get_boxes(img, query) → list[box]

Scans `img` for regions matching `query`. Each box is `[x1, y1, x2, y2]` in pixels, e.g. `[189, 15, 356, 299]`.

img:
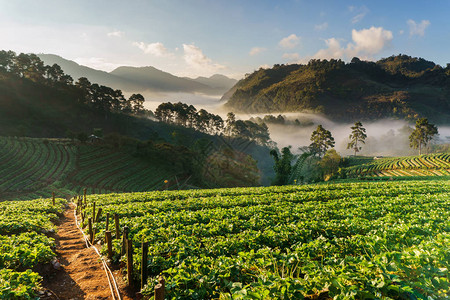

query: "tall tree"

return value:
[225, 112, 237, 136]
[347, 121, 367, 156]
[309, 125, 335, 157]
[409, 118, 438, 155]
[128, 93, 145, 114]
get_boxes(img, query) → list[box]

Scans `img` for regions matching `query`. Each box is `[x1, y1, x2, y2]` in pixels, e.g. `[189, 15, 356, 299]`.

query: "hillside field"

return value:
[344, 153, 450, 178]
[77, 179, 449, 299]
[0, 137, 179, 201]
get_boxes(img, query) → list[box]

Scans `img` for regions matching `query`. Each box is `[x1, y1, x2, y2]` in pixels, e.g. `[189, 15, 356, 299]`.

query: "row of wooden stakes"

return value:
[73, 191, 165, 299]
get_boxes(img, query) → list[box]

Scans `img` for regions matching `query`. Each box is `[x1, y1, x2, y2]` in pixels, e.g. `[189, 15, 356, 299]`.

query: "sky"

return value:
[1, 0, 449, 78]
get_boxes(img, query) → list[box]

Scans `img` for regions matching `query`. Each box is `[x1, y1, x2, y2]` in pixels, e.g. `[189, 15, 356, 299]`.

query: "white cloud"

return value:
[315, 22, 328, 31]
[350, 6, 369, 24]
[182, 44, 225, 75]
[282, 53, 300, 61]
[249, 47, 266, 56]
[133, 41, 173, 57]
[312, 38, 345, 60]
[279, 34, 300, 49]
[349, 26, 393, 56]
[311, 26, 393, 61]
[107, 30, 123, 38]
[407, 19, 430, 37]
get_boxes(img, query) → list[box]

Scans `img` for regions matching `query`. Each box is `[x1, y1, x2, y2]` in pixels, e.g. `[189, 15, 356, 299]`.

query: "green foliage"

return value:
[318, 149, 341, 181]
[224, 55, 450, 123]
[270, 147, 294, 185]
[409, 118, 438, 155]
[85, 180, 450, 299]
[0, 269, 42, 299]
[309, 125, 335, 157]
[0, 198, 66, 299]
[0, 232, 55, 269]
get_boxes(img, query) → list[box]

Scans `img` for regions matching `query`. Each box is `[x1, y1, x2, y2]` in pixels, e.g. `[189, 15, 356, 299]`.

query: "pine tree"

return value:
[347, 121, 367, 156]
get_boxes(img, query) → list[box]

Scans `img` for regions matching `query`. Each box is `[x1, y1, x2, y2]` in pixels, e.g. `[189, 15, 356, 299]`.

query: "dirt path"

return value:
[40, 203, 133, 300]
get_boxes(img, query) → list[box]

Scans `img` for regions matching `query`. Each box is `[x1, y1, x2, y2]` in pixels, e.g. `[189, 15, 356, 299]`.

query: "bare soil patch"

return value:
[40, 203, 133, 299]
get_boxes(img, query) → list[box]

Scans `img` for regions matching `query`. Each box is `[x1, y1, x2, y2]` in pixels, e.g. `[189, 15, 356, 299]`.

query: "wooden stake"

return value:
[95, 208, 102, 223]
[105, 213, 110, 231]
[52, 192, 55, 205]
[88, 218, 93, 244]
[154, 283, 164, 300]
[141, 242, 149, 290]
[159, 275, 165, 291]
[106, 231, 113, 259]
[114, 213, 120, 239]
[92, 202, 96, 222]
[121, 226, 129, 256]
[126, 238, 133, 287]
[83, 188, 87, 204]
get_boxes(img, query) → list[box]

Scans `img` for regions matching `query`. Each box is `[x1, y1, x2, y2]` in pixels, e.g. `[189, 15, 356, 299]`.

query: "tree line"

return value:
[0, 50, 147, 116]
[154, 102, 273, 146]
[271, 118, 439, 185]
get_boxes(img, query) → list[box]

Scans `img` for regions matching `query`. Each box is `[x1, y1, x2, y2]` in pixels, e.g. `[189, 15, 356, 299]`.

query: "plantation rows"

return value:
[69, 145, 175, 193]
[0, 137, 75, 197]
[83, 180, 450, 299]
[0, 137, 178, 201]
[346, 153, 450, 177]
[0, 198, 66, 298]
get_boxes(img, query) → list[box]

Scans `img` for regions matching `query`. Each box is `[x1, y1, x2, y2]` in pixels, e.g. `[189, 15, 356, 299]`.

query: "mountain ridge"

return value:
[223, 55, 450, 124]
[38, 54, 237, 95]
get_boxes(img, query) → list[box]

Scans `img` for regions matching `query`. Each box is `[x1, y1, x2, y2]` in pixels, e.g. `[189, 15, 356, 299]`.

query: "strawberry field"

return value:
[345, 153, 450, 178]
[83, 179, 450, 299]
[0, 198, 66, 298]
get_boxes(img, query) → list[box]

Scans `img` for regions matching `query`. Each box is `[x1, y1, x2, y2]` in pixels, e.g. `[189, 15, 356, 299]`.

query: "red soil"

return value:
[40, 203, 133, 300]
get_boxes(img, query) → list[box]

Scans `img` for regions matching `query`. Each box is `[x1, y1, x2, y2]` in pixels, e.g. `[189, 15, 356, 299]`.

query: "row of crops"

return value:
[0, 137, 75, 197]
[70, 145, 176, 193]
[82, 179, 450, 299]
[0, 137, 179, 201]
[0, 197, 66, 298]
[345, 153, 450, 177]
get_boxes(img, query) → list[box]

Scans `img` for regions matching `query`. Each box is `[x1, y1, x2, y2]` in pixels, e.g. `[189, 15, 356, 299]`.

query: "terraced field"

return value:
[345, 153, 450, 178]
[0, 137, 181, 201]
[0, 137, 75, 200]
[68, 145, 175, 194]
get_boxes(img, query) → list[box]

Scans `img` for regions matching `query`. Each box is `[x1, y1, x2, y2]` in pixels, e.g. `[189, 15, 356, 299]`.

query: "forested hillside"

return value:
[223, 55, 450, 123]
[0, 50, 275, 187]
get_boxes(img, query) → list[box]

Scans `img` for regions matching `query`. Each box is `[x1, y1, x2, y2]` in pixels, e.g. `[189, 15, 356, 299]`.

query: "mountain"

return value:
[37, 54, 236, 95]
[187, 74, 238, 93]
[223, 55, 450, 124]
[37, 54, 141, 91]
[109, 66, 211, 93]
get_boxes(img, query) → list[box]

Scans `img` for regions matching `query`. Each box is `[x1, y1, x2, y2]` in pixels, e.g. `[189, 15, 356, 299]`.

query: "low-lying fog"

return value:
[138, 91, 449, 157]
[138, 91, 223, 112]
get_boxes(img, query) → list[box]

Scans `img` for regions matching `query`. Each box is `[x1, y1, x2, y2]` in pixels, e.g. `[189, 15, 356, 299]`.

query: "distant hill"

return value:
[186, 74, 238, 92]
[38, 54, 237, 95]
[223, 55, 450, 124]
[109, 65, 211, 93]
